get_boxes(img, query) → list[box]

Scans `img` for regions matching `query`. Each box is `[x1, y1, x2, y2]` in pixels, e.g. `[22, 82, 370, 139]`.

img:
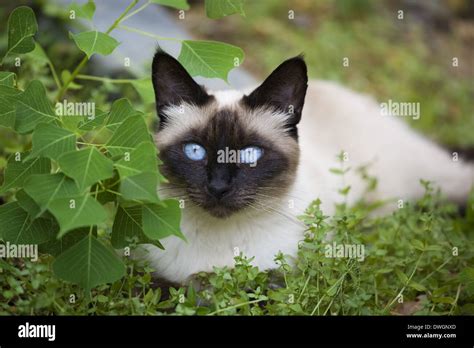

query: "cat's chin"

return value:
[193, 200, 248, 219]
[201, 204, 242, 219]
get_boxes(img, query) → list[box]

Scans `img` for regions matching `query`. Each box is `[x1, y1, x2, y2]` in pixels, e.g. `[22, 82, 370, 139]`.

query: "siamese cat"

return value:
[140, 49, 473, 284]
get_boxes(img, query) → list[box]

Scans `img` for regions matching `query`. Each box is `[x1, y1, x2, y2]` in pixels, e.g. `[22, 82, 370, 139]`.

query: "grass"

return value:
[2, 168, 473, 315]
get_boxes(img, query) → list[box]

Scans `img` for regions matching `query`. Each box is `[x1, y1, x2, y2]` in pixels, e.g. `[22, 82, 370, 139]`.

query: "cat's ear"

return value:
[152, 48, 212, 126]
[243, 56, 308, 133]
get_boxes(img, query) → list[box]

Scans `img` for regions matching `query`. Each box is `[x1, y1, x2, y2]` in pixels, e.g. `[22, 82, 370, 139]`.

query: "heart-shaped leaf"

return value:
[14, 80, 57, 134]
[24, 173, 80, 217]
[205, 0, 245, 19]
[0, 202, 55, 244]
[120, 172, 160, 203]
[57, 147, 114, 191]
[114, 142, 159, 178]
[106, 115, 152, 157]
[142, 199, 184, 240]
[178, 40, 244, 81]
[0, 153, 51, 194]
[53, 234, 125, 292]
[70, 31, 119, 58]
[5, 6, 38, 58]
[48, 195, 108, 237]
[69, 1, 96, 21]
[27, 123, 76, 161]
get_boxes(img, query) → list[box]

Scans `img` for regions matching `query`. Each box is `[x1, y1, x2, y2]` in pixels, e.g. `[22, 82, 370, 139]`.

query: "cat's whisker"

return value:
[254, 191, 306, 203]
[260, 185, 308, 195]
[249, 200, 305, 228]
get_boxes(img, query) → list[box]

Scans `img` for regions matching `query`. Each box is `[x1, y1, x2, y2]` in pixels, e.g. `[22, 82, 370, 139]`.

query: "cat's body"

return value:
[141, 51, 474, 284]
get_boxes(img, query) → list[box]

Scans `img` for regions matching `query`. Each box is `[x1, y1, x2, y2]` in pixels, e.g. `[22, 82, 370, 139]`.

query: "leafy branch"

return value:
[0, 0, 246, 292]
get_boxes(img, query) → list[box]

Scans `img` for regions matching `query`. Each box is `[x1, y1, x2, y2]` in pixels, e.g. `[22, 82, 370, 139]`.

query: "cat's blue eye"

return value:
[240, 146, 263, 164]
[183, 143, 206, 161]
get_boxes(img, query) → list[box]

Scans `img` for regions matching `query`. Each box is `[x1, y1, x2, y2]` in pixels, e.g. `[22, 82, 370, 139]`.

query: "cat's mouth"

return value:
[187, 189, 253, 218]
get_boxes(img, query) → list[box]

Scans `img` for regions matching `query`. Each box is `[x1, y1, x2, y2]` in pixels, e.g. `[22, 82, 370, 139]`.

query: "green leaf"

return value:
[58, 147, 114, 191]
[106, 115, 152, 157]
[52, 234, 125, 291]
[178, 40, 244, 81]
[432, 297, 455, 304]
[111, 205, 143, 248]
[0, 72, 16, 87]
[70, 31, 120, 58]
[16, 189, 41, 217]
[14, 80, 57, 134]
[395, 269, 409, 285]
[27, 43, 51, 66]
[77, 108, 107, 131]
[4, 6, 38, 58]
[460, 267, 474, 296]
[142, 199, 184, 240]
[39, 227, 89, 257]
[130, 78, 155, 104]
[115, 142, 158, 178]
[0, 85, 21, 128]
[69, 1, 96, 20]
[27, 123, 76, 161]
[408, 281, 427, 292]
[105, 98, 142, 130]
[60, 70, 82, 90]
[151, 0, 190, 10]
[111, 205, 164, 249]
[412, 239, 425, 251]
[0, 202, 55, 244]
[0, 153, 51, 194]
[329, 168, 350, 175]
[120, 172, 160, 203]
[48, 195, 108, 237]
[205, 0, 245, 19]
[24, 173, 80, 216]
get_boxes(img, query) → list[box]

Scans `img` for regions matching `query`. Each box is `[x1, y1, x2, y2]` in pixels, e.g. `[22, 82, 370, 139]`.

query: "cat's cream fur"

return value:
[142, 80, 473, 284]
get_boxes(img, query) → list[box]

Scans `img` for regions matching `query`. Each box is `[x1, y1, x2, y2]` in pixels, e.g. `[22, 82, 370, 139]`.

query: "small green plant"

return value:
[2, 180, 472, 315]
[0, 0, 246, 293]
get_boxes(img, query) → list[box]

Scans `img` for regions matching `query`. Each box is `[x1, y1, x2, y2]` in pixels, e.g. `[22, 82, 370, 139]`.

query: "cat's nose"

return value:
[207, 179, 231, 199]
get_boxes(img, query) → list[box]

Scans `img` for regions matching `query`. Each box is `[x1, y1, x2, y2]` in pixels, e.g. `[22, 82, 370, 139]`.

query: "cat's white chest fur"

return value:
[141, 203, 309, 283]
[142, 80, 473, 284]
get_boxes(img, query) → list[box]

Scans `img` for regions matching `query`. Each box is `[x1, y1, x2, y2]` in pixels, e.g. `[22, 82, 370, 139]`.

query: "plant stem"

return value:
[54, 55, 88, 102]
[121, 0, 152, 22]
[54, 0, 140, 102]
[384, 252, 424, 313]
[207, 299, 265, 316]
[449, 283, 462, 315]
[419, 257, 452, 284]
[46, 59, 62, 89]
[76, 74, 133, 84]
[118, 25, 182, 42]
[297, 275, 311, 303]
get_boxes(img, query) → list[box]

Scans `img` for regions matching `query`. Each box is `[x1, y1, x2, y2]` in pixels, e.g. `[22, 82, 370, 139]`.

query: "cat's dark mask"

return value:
[151, 49, 308, 218]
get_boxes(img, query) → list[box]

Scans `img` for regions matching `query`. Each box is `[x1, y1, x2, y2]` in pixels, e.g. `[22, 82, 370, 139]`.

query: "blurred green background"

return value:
[183, 0, 474, 147]
[1, 0, 473, 151]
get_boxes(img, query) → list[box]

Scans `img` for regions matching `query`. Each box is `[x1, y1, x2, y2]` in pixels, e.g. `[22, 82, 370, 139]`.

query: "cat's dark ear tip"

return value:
[282, 54, 308, 80]
[152, 46, 174, 70]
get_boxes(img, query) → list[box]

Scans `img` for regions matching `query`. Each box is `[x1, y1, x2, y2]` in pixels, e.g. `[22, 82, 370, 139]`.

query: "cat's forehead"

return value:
[155, 90, 296, 152]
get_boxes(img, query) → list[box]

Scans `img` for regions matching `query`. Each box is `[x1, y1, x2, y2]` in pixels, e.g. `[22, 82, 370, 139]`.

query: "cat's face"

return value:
[152, 50, 308, 218]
